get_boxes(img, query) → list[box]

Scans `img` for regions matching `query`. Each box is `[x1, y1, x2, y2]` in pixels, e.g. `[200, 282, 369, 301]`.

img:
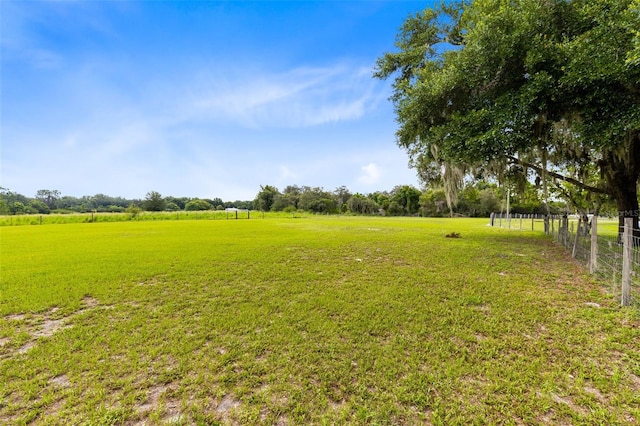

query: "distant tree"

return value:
[347, 194, 380, 215]
[28, 200, 50, 214]
[232, 200, 253, 210]
[106, 205, 125, 213]
[271, 193, 295, 211]
[420, 189, 449, 217]
[333, 186, 352, 213]
[477, 189, 501, 217]
[166, 196, 189, 210]
[11, 201, 26, 215]
[76, 195, 95, 212]
[367, 191, 390, 212]
[165, 202, 180, 211]
[35, 189, 61, 209]
[254, 185, 280, 211]
[143, 191, 166, 211]
[456, 186, 481, 217]
[269, 185, 301, 212]
[297, 187, 337, 214]
[0, 188, 28, 214]
[86, 194, 129, 211]
[390, 185, 421, 215]
[185, 199, 212, 211]
[210, 198, 224, 208]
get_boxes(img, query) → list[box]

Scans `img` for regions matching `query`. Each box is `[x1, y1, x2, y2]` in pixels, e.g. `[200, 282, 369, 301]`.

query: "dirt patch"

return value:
[133, 382, 184, 424]
[215, 394, 241, 416]
[136, 383, 174, 414]
[473, 304, 491, 315]
[50, 375, 72, 388]
[583, 385, 605, 402]
[161, 400, 182, 424]
[629, 374, 640, 391]
[474, 333, 488, 341]
[17, 341, 36, 354]
[5, 313, 26, 321]
[329, 400, 347, 412]
[4, 300, 110, 359]
[549, 392, 588, 417]
[34, 319, 69, 338]
[81, 296, 101, 308]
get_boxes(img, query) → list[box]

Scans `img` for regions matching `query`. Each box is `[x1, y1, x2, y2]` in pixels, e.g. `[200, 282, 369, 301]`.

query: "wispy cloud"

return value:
[193, 65, 383, 128]
[278, 165, 298, 181]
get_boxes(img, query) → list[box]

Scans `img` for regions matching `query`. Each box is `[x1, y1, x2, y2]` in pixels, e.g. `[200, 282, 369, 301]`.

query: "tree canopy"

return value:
[375, 0, 640, 235]
[142, 191, 167, 212]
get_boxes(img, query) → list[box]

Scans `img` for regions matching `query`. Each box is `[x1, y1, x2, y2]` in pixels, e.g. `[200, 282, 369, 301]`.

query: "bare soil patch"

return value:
[215, 394, 241, 416]
[49, 374, 71, 388]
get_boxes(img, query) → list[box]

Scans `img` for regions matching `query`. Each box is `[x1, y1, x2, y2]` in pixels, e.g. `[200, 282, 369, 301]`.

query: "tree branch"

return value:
[505, 155, 607, 195]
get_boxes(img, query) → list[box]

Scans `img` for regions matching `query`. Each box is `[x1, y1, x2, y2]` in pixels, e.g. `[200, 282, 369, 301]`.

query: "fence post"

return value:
[572, 217, 580, 258]
[543, 215, 548, 234]
[590, 216, 598, 274]
[622, 217, 633, 306]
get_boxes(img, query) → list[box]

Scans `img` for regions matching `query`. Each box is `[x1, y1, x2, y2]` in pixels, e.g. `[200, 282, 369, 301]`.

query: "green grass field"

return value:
[1, 217, 639, 425]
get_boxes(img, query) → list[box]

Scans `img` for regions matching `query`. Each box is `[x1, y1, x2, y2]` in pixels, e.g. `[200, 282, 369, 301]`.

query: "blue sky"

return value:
[1, 1, 432, 201]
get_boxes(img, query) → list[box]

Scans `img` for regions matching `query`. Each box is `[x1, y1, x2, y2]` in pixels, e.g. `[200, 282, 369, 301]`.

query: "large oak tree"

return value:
[375, 0, 640, 236]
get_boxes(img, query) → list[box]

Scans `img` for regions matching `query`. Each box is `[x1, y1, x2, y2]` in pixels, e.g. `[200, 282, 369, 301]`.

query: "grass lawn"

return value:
[1, 217, 639, 425]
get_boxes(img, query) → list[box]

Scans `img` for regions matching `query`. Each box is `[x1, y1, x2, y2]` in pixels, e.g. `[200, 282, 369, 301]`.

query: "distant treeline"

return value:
[0, 189, 252, 215]
[253, 182, 569, 216]
[1, 181, 573, 218]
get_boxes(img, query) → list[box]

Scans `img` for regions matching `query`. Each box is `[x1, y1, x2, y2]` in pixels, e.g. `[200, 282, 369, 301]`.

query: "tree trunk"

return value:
[601, 132, 640, 241]
[614, 186, 639, 242]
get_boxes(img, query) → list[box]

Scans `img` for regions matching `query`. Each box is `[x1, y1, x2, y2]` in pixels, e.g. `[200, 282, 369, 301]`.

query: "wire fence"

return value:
[490, 213, 639, 307]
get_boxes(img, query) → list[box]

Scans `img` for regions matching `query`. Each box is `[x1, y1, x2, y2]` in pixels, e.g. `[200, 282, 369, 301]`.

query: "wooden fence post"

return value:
[572, 217, 580, 258]
[622, 217, 633, 306]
